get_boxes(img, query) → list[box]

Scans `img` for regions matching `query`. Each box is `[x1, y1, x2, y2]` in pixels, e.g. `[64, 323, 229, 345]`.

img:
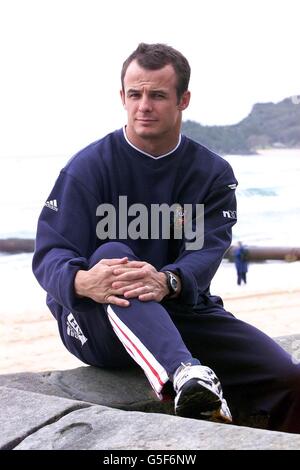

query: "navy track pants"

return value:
[57, 242, 300, 434]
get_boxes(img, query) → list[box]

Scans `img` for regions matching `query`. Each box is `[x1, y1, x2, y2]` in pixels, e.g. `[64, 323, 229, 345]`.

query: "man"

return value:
[234, 241, 249, 285]
[33, 43, 300, 432]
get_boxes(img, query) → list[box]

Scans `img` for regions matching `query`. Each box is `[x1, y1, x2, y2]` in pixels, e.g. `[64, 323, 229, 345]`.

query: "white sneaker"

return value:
[173, 363, 232, 424]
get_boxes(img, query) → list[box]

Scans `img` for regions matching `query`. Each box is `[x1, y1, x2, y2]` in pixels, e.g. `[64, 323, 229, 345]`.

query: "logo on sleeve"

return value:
[45, 199, 58, 211]
[223, 210, 237, 219]
[227, 183, 237, 190]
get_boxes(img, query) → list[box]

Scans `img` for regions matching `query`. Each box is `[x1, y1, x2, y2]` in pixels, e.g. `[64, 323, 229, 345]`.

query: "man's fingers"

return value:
[99, 257, 128, 266]
[112, 266, 137, 275]
[124, 285, 151, 299]
[125, 261, 147, 268]
[138, 292, 156, 301]
[112, 281, 143, 290]
[113, 268, 145, 280]
[105, 294, 130, 307]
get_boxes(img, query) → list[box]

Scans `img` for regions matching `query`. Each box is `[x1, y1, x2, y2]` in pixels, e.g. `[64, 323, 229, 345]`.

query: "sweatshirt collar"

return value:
[122, 126, 181, 160]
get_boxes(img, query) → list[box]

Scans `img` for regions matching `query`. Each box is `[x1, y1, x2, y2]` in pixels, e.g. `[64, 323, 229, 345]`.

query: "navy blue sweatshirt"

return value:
[32, 128, 238, 317]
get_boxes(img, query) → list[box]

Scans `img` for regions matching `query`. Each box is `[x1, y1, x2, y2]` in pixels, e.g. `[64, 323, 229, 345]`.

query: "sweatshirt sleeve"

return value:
[161, 164, 238, 305]
[32, 170, 99, 313]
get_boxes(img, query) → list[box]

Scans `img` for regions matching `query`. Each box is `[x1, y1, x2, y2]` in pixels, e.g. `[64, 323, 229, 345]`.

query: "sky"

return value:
[0, 0, 299, 158]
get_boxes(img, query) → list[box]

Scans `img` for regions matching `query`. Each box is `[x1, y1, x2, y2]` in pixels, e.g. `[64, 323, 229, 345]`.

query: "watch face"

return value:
[164, 271, 178, 297]
[169, 273, 178, 292]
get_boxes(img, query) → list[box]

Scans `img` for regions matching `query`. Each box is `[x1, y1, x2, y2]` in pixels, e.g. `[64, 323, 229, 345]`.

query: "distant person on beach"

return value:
[33, 43, 300, 433]
[234, 241, 249, 285]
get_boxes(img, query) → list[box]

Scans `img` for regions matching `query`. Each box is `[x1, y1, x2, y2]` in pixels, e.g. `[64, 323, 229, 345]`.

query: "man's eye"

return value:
[128, 93, 140, 98]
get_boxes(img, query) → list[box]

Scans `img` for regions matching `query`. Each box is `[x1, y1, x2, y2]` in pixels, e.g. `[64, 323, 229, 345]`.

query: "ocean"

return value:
[225, 149, 300, 246]
[1, 147, 299, 245]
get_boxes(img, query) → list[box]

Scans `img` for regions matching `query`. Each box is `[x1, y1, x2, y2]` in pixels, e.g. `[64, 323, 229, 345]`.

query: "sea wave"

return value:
[239, 187, 278, 197]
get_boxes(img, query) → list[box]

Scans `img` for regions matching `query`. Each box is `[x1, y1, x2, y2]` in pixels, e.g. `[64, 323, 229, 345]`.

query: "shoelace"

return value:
[178, 363, 214, 381]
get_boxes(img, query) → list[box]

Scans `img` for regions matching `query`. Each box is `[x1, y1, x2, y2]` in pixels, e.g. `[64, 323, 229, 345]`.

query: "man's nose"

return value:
[138, 94, 152, 112]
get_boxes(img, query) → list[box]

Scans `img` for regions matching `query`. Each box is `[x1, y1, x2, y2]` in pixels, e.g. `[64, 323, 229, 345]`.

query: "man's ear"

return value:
[120, 89, 126, 108]
[178, 90, 191, 111]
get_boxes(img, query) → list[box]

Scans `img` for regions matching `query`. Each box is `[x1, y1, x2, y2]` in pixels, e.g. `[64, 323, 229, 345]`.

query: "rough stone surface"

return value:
[0, 367, 173, 414]
[2, 334, 300, 450]
[0, 386, 90, 450]
[15, 403, 300, 450]
[274, 334, 300, 358]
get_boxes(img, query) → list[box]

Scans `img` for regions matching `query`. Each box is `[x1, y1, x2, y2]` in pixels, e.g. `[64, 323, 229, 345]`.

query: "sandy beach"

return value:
[1, 254, 299, 375]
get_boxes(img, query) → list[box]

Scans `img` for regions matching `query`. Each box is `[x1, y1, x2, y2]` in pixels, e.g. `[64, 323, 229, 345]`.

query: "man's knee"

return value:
[89, 242, 138, 267]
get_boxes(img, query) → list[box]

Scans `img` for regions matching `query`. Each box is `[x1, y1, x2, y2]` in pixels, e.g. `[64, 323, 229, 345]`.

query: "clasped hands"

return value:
[74, 257, 169, 307]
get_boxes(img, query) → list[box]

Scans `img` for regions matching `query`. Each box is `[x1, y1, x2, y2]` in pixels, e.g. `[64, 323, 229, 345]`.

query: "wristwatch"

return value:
[163, 271, 179, 298]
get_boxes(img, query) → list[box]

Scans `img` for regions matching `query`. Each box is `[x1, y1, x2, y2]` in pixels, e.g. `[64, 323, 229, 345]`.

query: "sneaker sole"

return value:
[175, 382, 232, 424]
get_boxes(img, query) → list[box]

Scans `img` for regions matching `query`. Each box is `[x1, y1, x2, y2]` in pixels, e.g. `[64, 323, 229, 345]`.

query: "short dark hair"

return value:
[121, 43, 191, 101]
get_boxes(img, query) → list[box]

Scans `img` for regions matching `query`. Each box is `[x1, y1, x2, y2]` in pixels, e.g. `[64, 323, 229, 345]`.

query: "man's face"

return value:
[120, 60, 190, 144]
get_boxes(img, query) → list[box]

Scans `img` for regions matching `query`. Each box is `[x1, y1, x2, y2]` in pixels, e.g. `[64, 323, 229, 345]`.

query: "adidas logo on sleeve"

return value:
[45, 199, 58, 211]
